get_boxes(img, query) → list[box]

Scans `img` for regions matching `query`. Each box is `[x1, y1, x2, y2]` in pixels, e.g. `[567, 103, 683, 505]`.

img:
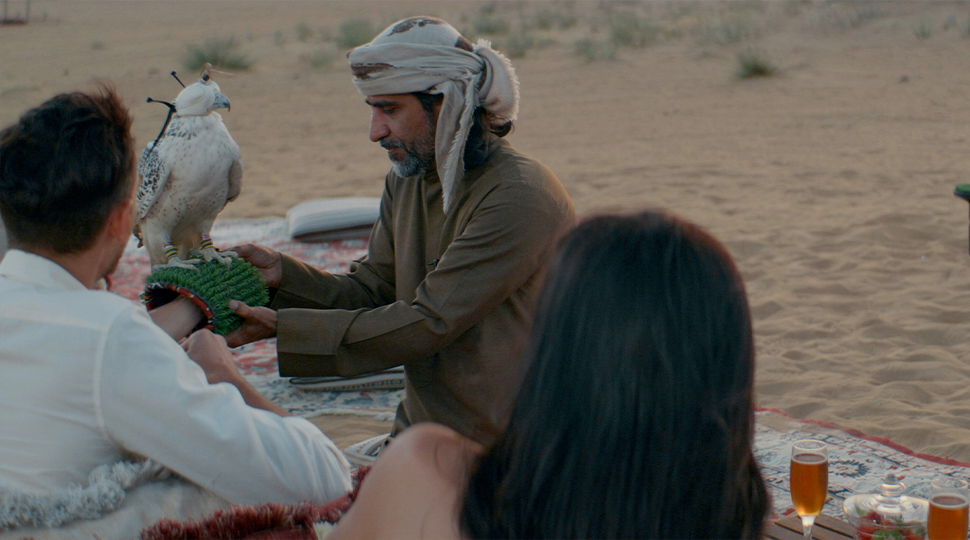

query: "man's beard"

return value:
[380, 126, 435, 177]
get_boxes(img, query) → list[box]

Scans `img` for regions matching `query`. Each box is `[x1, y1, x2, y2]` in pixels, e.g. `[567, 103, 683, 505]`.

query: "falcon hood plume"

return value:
[135, 65, 243, 270]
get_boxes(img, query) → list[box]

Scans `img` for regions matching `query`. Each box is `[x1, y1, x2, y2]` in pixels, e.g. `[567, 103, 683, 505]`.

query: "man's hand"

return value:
[182, 329, 242, 386]
[224, 300, 278, 348]
[231, 244, 283, 288]
[182, 329, 291, 417]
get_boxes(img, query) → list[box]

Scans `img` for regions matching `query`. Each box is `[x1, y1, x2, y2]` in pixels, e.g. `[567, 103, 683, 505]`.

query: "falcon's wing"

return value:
[136, 142, 172, 221]
[226, 158, 243, 203]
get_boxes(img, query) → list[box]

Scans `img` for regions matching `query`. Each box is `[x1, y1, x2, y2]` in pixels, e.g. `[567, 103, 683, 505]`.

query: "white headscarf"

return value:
[348, 17, 520, 213]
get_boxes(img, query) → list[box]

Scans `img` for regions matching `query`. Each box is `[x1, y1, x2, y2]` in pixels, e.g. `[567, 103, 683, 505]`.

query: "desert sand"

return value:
[2, 0, 970, 463]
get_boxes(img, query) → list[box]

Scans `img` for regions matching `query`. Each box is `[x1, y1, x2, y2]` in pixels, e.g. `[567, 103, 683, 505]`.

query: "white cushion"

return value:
[286, 198, 381, 243]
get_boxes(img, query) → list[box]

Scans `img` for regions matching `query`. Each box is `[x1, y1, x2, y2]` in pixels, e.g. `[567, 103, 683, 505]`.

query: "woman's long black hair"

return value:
[461, 210, 769, 539]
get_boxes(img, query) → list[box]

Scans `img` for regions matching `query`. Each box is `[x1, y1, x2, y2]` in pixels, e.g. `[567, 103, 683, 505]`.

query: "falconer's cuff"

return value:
[142, 257, 269, 336]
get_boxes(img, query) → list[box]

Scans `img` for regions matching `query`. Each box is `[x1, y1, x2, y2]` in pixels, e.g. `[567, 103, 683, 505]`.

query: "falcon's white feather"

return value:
[135, 73, 243, 268]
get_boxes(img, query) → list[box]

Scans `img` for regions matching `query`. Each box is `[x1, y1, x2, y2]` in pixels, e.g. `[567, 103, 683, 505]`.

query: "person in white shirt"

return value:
[0, 85, 351, 506]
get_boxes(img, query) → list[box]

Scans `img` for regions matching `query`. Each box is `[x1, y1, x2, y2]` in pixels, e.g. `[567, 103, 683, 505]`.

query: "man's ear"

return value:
[105, 197, 134, 243]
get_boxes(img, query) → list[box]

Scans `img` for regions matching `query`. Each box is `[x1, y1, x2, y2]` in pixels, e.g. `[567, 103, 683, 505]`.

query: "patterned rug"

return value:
[755, 408, 970, 521]
[112, 218, 970, 522]
[113, 218, 402, 420]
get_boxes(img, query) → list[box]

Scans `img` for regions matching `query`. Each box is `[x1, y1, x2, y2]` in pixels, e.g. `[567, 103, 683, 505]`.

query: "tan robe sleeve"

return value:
[273, 178, 572, 378]
[270, 194, 397, 312]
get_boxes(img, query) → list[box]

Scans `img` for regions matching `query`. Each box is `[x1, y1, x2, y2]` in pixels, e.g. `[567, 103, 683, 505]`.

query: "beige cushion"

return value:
[286, 198, 380, 243]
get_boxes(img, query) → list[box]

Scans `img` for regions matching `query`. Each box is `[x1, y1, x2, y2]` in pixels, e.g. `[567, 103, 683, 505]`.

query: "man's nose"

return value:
[369, 115, 389, 143]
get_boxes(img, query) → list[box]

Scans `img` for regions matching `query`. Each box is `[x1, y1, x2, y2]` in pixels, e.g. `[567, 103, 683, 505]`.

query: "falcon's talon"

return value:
[152, 258, 203, 273]
[190, 247, 236, 267]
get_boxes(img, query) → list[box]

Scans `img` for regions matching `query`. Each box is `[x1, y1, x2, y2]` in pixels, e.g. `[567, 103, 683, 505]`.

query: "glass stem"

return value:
[801, 515, 816, 540]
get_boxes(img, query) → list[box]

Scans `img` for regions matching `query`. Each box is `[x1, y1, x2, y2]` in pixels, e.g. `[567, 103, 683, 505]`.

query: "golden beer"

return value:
[791, 453, 828, 517]
[928, 494, 969, 540]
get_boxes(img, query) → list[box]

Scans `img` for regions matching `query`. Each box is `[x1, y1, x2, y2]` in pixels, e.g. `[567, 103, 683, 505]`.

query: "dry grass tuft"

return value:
[735, 48, 777, 79]
[182, 37, 253, 71]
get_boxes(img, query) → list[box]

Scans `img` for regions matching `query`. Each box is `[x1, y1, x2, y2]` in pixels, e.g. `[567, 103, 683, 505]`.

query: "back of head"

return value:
[0, 85, 134, 254]
[462, 210, 768, 539]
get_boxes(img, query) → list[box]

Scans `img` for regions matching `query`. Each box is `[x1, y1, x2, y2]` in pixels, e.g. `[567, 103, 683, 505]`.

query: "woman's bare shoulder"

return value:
[389, 422, 485, 479]
[327, 423, 484, 540]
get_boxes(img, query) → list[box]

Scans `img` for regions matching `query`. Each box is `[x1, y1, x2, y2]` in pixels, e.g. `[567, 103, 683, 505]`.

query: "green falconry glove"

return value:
[142, 257, 270, 336]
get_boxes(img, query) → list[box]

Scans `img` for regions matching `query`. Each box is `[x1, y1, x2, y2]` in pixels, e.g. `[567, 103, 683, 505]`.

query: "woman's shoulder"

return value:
[381, 422, 485, 487]
[327, 423, 484, 540]
[391, 422, 482, 454]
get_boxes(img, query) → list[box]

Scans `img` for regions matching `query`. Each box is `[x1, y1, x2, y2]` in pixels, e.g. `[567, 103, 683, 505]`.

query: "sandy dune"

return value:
[3, 0, 970, 462]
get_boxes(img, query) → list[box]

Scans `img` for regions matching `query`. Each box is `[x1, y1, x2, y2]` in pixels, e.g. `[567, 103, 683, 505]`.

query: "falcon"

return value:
[134, 66, 242, 270]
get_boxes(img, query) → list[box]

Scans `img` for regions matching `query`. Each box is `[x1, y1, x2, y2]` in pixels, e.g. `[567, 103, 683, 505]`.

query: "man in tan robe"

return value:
[230, 17, 574, 446]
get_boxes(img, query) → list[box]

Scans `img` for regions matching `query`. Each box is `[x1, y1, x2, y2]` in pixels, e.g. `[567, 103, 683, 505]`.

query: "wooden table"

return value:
[765, 514, 856, 540]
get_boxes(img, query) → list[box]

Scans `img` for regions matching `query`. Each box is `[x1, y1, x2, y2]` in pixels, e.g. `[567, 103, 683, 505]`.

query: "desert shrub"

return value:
[557, 12, 578, 30]
[734, 48, 776, 79]
[182, 37, 253, 71]
[304, 47, 338, 68]
[336, 18, 375, 49]
[295, 22, 313, 42]
[807, 4, 881, 32]
[667, 1, 699, 21]
[943, 14, 959, 31]
[848, 4, 883, 28]
[533, 9, 556, 30]
[274, 29, 286, 46]
[503, 30, 536, 58]
[609, 12, 660, 48]
[912, 20, 932, 40]
[91, 41, 105, 50]
[534, 9, 577, 31]
[473, 13, 510, 35]
[702, 16, 750, 45]
[575, 37, 617, 62]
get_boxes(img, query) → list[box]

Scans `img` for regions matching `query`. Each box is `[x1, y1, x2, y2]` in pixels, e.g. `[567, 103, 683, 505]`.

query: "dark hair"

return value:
[461, 210, 769, 539]
[0, 84, 135, 253]
[414, 92, 512, 171]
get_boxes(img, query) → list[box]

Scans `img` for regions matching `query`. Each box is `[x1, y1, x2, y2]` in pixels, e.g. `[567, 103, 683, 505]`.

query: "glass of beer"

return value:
[928, 477, 969, 540]
[790, 439, 829, 540]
